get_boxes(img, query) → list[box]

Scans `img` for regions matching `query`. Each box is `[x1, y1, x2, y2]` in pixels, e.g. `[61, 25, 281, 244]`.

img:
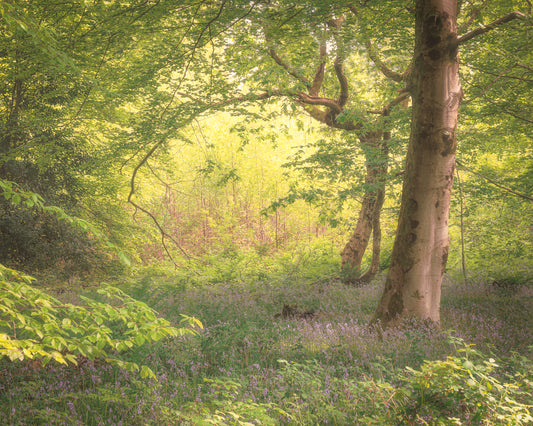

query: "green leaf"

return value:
[117, 251, 131, 267]
[140, 365, 156, 380]
[463, 360, 474, 370]
[134, 334, 145, 346]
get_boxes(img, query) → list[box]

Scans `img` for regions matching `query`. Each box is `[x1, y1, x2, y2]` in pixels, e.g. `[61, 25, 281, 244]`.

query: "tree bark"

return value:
[341, 131, 387, 284]
[373, 0, 462, 325]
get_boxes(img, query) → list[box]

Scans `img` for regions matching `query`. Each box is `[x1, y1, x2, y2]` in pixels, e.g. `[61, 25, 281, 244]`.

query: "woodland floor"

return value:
[1, 259, 532, 425]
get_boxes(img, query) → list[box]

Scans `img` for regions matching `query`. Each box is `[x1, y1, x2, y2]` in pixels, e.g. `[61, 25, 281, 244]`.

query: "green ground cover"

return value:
[1, 245, 532, 425]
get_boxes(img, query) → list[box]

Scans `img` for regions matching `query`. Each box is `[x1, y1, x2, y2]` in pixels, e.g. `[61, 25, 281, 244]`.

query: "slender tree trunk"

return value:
[357, 172, 385, 283]
[373, 0, 462, 325]
[341, 131, 387, 284]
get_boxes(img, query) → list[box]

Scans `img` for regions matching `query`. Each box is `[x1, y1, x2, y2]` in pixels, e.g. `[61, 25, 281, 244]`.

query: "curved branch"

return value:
[268, 48, 312, 89]
[127, 132, 194, 265]
[310, 43, 327, 96]
[334, 58, 349, 108]
[366, 40, 405, 83]
[383, 90, 410, 113]
[298, 102, 359, 131]
[457, 11, 528, 44]
[297, 92, 342, 113]
[129, 198, 193, 264]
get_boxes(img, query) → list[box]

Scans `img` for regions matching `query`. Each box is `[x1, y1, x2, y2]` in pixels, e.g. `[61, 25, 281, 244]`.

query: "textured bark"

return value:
[373, 0, 462, 325]
[357, 179, 384, 283]
[341, 132, 387, 284]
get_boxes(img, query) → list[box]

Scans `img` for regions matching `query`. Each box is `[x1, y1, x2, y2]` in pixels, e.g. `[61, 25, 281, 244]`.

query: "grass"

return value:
[1, 244, 532, 425]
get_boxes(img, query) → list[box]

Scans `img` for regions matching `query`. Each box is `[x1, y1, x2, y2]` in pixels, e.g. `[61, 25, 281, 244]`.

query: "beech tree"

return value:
[261, 15, 410, 284]
[182, 3, 415, 283]
[1, 0, 529, 327]
[117, 0, 529, 296]
[373, 0, 529, 325]
[106, 2, 410, 279]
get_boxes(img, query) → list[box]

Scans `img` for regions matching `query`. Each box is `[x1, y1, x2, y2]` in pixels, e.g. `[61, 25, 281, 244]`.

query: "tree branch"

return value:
[366, 40, 405, 83]
[457, 11, 528, 44]
[383, 90, 410, 113]
[334, 58, 349, 108]
[458, 0, 490, 32]
[516, 63, 533, 73]
[268, 48, 312, 89]
[330, 17, 349, 108]
[129, 198, 193, 264]
[298, 103, 329, 124]
[310, 42, 327, 96]
[463, 63, 517, 105]
[297, 92, 342, 113]
[456, 160, 533, 202]
[483, 97, 533, 123]
[298, 102, 359, 131]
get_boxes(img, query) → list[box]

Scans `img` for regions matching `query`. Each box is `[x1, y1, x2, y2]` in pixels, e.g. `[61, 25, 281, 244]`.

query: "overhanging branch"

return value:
[297, 92, 342, 113]
[457, 11, 528, 44]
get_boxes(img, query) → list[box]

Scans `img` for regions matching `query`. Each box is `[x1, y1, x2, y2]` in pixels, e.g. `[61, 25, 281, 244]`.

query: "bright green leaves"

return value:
[0, 179, 45, 209]
[385, 340, 533, 424]
[274, 337, 533, 424]
[0, 263, 202, 376]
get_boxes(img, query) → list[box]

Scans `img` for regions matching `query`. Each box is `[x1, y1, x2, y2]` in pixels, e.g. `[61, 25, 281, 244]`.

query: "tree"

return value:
[190, 4, 414, 284]
[373, 0, 528, 325]
[0, 0, 191, 273]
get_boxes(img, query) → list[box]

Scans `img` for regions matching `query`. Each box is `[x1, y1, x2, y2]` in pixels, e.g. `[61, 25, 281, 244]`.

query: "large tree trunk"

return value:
[341, 131, 387, 284]
[373, 0, 462, 325]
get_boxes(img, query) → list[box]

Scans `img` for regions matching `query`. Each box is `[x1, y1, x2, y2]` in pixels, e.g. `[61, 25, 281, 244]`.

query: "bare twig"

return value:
[458, 0, 489, 32]
[129, 197, 194, 263]
[456, 160, 533, 202]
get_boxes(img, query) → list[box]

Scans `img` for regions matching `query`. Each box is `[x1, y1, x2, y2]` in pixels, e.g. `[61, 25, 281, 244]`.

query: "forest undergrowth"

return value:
[1, 243, 532, 425]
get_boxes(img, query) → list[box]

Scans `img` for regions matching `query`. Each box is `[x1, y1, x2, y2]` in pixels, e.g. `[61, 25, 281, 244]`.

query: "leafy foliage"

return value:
[0, 263, 201, 378]
[1, 259, 532, 424]
[0, 178, 129, 276]
[0, 0, 531, 423]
